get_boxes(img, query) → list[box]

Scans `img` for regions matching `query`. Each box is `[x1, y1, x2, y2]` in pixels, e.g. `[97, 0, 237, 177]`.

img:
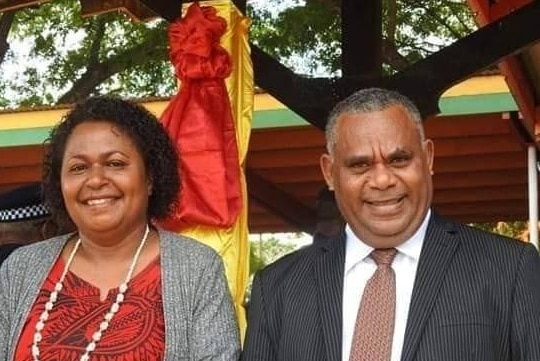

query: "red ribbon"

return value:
[159, 2, 242, 230]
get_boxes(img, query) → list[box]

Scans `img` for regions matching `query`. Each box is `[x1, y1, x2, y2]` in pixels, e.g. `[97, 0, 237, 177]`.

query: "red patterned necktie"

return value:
[349, 248, 398, 361]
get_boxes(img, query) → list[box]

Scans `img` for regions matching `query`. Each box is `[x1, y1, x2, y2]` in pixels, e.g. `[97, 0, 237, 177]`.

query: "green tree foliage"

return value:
[471, 221, 529, 241]
[0, 0, 174, 107]
[247, 0, 476, 75]
[0, 0, 477, 107]
[249, 237, 296, 276]
[246, 236, 298, 301]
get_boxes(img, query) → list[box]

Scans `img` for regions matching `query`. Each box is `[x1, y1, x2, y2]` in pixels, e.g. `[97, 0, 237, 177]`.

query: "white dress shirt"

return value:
[342, 209, 431, 361]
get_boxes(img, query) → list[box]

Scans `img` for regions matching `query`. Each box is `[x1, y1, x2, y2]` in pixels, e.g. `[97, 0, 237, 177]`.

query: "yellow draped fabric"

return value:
[178, 0, 252, 336]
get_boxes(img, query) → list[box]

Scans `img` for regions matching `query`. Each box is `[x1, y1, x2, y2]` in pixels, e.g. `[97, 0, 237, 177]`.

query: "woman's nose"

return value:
[86, 165, 108, 187]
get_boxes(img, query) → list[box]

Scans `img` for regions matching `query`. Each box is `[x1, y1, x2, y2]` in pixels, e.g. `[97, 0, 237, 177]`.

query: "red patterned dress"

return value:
[15, 257, 165, 361]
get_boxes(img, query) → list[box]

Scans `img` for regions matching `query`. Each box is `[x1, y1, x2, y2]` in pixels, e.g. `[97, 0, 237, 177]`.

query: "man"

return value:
[0, 183, 54, 265]
[313, 187, 344, 245]
[242, 88, 540, 361]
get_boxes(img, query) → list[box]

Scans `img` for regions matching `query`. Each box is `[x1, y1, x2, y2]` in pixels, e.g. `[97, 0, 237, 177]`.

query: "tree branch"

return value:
[382, 38, 410, 71]
[57, 28, 166, 104]
[448, 2, 475, 33]
[87, 17, 106, 67]
[0, 10, 15, 64]
[386, 0, 397, 45]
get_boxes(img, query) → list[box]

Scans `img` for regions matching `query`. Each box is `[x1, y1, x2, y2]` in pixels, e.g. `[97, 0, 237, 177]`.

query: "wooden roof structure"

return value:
[0, 0, 539, 234]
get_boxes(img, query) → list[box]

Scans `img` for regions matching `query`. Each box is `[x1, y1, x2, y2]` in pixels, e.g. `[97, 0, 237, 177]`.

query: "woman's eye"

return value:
[69, 165, 87, 173]
[108, 160, 125, 167]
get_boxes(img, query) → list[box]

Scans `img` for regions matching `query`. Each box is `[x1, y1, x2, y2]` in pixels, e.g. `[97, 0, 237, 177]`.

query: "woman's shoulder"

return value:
[0, 235, 71, 292]
[14, 234, 69, 253]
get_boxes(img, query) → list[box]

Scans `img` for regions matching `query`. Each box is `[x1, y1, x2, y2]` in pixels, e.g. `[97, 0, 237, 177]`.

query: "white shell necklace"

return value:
[31, 224, 151, 361]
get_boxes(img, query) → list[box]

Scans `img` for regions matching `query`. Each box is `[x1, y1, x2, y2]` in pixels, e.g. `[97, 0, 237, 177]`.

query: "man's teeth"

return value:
[371, 198, 399, 206]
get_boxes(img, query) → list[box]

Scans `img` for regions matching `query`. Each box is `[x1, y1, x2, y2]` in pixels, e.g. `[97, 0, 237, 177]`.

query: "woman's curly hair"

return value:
[42, 96, 180, 229]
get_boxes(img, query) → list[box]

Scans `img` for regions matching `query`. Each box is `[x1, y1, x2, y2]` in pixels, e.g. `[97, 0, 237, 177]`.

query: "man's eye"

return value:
[390, 158, 409, 166]
[349, 162, 371, 173]
[353, 163, 369, 168]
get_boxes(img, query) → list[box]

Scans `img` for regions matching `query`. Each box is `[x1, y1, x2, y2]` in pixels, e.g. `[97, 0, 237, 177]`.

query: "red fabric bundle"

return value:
[160, 2, 242, 230]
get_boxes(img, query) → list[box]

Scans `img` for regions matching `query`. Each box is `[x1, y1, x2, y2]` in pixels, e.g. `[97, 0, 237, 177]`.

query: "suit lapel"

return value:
[315, 233, 346, 361]
[400, 214, 460, 361]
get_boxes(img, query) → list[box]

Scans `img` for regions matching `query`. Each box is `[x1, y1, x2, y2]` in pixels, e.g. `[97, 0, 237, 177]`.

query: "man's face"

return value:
[320, 105, 434, 248]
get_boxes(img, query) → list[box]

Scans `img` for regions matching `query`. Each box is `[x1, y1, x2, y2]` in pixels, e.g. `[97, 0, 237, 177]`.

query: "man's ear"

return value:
[320, 154, 335, 191]
[423, 139, 434, 175]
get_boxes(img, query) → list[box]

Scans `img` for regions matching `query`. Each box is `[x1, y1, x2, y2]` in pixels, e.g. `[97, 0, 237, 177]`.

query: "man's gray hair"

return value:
[325, 88, 425, 155]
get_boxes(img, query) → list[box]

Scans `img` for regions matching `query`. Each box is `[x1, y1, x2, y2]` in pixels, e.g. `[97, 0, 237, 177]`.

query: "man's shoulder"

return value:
[434, 215, 533, 258]
[256, 242, 330, 286]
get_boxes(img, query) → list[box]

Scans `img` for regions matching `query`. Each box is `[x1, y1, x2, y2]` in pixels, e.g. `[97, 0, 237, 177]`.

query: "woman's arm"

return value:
[190, 253, 241, 361]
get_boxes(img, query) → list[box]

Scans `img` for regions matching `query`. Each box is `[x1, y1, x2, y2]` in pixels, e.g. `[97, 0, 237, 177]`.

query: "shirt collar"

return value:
[344, 209, 431, 274]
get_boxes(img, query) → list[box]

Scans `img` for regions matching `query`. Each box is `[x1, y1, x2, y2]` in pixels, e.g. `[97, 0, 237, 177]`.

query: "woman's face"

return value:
[60, 121, 152, 238]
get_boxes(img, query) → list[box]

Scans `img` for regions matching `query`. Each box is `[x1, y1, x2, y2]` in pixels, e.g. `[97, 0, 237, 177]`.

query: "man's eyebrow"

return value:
[387, 149, 413, 158]
[344, 155, 372, 166]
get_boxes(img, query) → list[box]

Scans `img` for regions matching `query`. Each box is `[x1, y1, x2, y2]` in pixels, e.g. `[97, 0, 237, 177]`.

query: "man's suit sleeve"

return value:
[511, 243, 540, 360]
[241, 271, 277, 361]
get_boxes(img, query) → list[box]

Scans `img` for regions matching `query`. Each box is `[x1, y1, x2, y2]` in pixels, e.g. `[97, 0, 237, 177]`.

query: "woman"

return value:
[0, 96, 240, 360]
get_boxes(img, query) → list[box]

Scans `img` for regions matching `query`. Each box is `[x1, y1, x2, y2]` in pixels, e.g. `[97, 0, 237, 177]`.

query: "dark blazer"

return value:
[242, 213, 540, 361]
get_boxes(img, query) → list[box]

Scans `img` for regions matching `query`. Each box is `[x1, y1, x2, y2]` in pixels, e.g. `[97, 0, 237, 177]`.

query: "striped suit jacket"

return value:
[241, 213, 540, 361]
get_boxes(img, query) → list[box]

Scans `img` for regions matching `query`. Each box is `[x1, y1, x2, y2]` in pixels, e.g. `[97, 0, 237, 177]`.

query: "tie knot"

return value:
[371, 248, 397, 266]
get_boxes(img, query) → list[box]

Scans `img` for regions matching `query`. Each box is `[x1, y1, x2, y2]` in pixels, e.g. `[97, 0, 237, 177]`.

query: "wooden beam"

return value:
[80, 0, 158, 21]
[467, 0, 539, 144]
[137, 0, 181, 22]
[376, 0, 540, 119]
[246, 169, 317, 234]
[433, 152, 526, 174]
[466, 0, 490, 24]
[436, 201, 528, 218]
[342, 0, 382, 77]
[0, 0, 48, 12]
[490, 0, 534, 22]
[248, 148, 323, 169]
[433, 169, 527, 189]
[0, 165, 41, 183]
[250, 127, 325, 151]
[424, 114, 512, 138]
[433, 185, 527, 204]
[254, 0, 540, 129]
[0, 145, 45, 167]
[251, 45, 335, 130]
[498, 57, 538, 141]
[432, 134, 523, 157]
[119, 0, 540, 132]
[255, 167, 325, 184]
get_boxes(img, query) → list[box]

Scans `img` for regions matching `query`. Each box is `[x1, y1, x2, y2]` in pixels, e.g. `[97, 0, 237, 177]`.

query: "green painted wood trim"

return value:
[439, 93, 518, 115]
[253, 108, 309, 128]
[0, 127, 50, 147]
[0, 93, 520, 147]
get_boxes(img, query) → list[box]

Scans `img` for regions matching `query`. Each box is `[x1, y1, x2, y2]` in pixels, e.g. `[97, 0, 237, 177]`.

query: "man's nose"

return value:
[368, 163, 397, 190]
